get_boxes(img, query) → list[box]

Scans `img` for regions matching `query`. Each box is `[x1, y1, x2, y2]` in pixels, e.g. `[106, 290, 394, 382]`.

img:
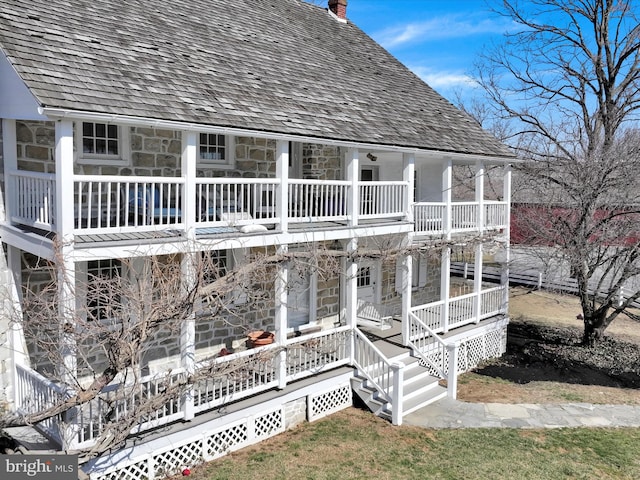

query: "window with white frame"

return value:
[198, 133, 234, 167]
[77, 121, 129, 165]
[87, 259, 122, 322]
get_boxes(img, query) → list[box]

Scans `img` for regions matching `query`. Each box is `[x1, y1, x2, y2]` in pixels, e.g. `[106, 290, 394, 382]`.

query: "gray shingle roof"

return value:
[0, 0, 513, 158]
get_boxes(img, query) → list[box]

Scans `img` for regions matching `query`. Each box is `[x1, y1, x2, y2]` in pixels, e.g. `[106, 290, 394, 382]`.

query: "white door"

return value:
[357, 261, 378, 304]
[287, 268, 313, 329]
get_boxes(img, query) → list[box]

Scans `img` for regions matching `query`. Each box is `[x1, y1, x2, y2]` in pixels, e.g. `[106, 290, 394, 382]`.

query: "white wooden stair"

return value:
[351, 350, 447, 422]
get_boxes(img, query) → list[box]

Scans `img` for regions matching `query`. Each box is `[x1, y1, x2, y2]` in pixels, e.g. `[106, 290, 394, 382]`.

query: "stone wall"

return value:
[16, 121, 55, 173]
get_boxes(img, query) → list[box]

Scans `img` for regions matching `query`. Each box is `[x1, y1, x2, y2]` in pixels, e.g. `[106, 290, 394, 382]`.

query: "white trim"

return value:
[40, 108, 516, 164]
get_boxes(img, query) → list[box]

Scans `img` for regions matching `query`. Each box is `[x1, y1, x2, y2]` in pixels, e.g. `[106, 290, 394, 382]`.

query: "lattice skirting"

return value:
[89, 382, 352, 480]
[422, 324, 507, 377]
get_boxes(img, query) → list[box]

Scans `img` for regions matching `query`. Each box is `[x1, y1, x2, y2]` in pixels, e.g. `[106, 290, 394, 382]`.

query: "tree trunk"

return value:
[582, 311, 608, 347]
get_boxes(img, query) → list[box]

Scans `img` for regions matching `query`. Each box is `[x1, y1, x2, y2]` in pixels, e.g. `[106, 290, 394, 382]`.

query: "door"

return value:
[360, 166, 379, 215]
[357, 261, 379, 304]
[287, 267, 316, 329]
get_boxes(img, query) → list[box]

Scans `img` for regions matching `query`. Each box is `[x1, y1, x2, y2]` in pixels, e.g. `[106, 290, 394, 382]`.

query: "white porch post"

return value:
[502, 164, 512, 309]
[346, 148, 359, 227]
[180, 253, 197, 420]
[182, 131, 197, 242]
[275, 244, 288, 389]
[275, 141, 289, 234]
[441, 159, 452, 332]
[6, 245, 28, 410]
[441, 246, 451, 333]
[475, 160, 485, 232]
[442, 159, 452, 239]
[400, 249, 412, 346]
[391, 361, 404, 426]
[345, 238, 358, 362]
[403, 153, 415, 223]
[2, 119, 17, 221]
[446, 342, 459, 399]
[474, 160, 485, 323]
[55, 119, 79, 450]
[474, 243, 483, 323]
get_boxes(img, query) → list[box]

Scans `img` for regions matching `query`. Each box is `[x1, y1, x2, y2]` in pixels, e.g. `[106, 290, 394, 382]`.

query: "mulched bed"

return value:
[475, 322, 640, 389]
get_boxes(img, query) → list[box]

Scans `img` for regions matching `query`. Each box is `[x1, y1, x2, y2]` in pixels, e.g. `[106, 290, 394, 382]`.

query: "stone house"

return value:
[0, 0, 514, 477]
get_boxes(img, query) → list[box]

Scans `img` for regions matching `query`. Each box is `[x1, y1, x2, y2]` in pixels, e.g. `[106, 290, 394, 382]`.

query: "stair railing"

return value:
[352, 328, 404, 425]
[408, 312, 459, 398]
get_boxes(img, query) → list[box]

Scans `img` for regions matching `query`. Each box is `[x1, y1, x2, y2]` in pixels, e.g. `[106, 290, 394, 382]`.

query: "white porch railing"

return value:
[288, 180, 350, 223]
[352, 328, 404, 425]
[196, 178, 281, 226]
[285, 326, 351, 381]
[359, 181, 407, 219]
[74, 175, 185, 233]
[485, 201, 508, 229]
[407, 312, 449, 378]
[9, 170, 56, 231]
[451, 202, 478, 231]
[413, 203, 445, 234]
[15, 364, 66, 446]
[14, 328, 350, 449]
[413, 201, 508, 235]
[411, 285, 508, 333]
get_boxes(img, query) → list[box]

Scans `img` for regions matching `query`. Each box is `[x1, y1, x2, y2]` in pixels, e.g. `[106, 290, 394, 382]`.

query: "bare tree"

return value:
[477, 0, 640, 345]
[2, 237, 447, 460]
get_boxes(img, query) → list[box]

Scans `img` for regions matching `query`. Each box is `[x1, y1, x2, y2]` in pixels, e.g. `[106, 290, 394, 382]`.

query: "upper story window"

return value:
[77, 121, 129, 166]
[198, 133, 234, 168]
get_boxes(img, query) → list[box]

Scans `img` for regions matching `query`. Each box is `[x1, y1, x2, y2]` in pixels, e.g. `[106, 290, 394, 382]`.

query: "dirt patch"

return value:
[457, 287, 640, 404]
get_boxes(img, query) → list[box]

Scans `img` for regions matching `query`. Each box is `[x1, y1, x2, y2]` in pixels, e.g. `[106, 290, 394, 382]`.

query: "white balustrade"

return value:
[485, 201, 508, 229]
[10, 171, 56, 231]
[451, 202, 478, 231]
[74, 175, 185, 233]
[288, 180, 350, 222]
[285, 326, 350, 380]
[413, 203, 445, 234]
[359, 181, 407, 218]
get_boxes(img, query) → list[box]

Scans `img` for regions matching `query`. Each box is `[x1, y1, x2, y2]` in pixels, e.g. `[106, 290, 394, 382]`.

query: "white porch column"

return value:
[182, 131, 197, 242]
[6, 245, 28, 410]
[446, 342, 459, 399]
[345, 238, 358, 362]
[475, 160, 485, 232]
[441, 246, 451, 333]
[442, 159, 452, 239]
[474, 243, 483, 324]
[502, 164, 512, 309]
[346, 148, 359, 227]
[55, 119, 75, 241]
[275, 141, 289, 234]
[54, 119, 80, 450]
[275, 244, 288, 389]
[180, 252, 197, 420]
[400, 249, 412, 346]
[2, 119, 17, 221]
[402, 153, 415, 223]
[474, 160, 485, 323]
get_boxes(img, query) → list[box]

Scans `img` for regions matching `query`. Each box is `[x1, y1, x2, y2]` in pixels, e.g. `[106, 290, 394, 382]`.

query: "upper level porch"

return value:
[1, 118, 511, 258]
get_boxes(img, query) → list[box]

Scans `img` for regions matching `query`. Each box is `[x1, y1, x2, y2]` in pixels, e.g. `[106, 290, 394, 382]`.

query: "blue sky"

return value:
[346, 1, 513, 102]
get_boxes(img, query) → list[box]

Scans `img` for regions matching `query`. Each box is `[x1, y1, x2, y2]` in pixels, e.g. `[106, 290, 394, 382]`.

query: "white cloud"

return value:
[410, 66, 478, 90]
[375, 14, 509, 49]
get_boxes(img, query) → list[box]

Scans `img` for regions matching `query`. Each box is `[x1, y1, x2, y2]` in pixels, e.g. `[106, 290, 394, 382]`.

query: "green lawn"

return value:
[170, 407, 640, 480]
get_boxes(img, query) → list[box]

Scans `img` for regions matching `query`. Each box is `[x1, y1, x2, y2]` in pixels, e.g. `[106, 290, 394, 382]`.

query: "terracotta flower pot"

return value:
[247, 330, 275, 347]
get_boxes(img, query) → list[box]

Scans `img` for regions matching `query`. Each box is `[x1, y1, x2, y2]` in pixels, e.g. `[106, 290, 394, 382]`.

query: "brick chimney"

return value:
[328, 0, 347, 20]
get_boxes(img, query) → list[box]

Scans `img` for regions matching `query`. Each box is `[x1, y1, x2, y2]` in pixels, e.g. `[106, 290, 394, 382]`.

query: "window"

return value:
[357, 266, 372, 288]
[198, 133, 234, 167]
[77, 121, 129, 165]
[202, 250, 228, 283]
[87, 259, 122, 321]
